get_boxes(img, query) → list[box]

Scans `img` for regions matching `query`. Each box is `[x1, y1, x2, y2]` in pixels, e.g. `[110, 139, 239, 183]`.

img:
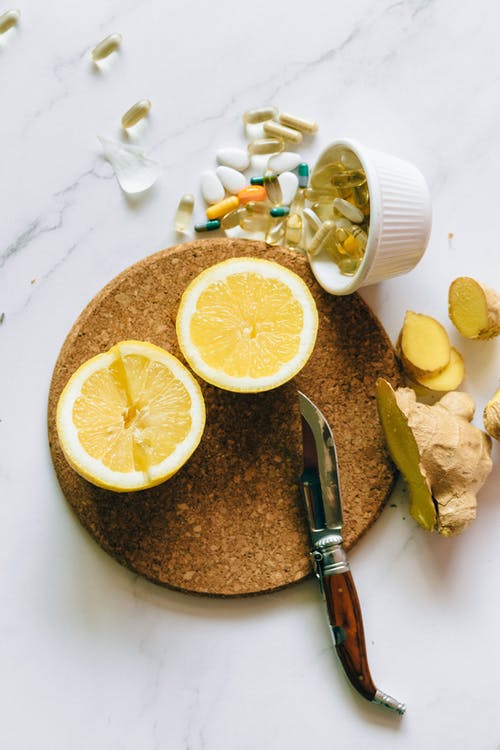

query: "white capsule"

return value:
[332, 197, 364, 224]
[267, 151, 303, 174]
[216, 147, 250, 172]
[200, 170, 225, 204]
[215, 166, 247, 195]
[278, 171, 299, 206]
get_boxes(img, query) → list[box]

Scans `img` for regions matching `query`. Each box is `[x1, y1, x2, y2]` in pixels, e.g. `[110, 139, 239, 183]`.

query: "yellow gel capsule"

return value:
[242, 106, 278, 124]
[248, 138, 285, 156]
[285, 213, 303, 248]
[304, 188, 336, 204]
[263, 120, 302, 145]
[0, 8, 20, 33]
[278, 112, 318, 134]
[338, 256, 361, 276]
[91, 32, 122, 61]
[239, 213, 271, 232]
[174, 194, 195, 233]
[206, 195, 239, 220]
[265, 219, 286, 245]
[221, 207, 246, 230]
[121, 99, 152, 129]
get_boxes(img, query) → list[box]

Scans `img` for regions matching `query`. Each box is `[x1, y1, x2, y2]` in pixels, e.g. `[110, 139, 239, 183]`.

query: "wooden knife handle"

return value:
[323, 569, 377, 700]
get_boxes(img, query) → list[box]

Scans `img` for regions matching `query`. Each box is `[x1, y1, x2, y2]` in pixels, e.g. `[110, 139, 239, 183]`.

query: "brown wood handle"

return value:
[323, 570, 377, 701]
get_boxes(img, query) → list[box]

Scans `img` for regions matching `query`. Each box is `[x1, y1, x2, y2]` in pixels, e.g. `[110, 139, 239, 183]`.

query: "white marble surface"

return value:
[2, 0, 500, 747]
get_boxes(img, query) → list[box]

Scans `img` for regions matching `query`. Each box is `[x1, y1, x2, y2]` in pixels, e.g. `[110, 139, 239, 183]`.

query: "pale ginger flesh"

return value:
[376, 379, 492, 536]
[399, 311, 451, 377]
[449, 277, 500, 340]
[484, 385, 500, 440]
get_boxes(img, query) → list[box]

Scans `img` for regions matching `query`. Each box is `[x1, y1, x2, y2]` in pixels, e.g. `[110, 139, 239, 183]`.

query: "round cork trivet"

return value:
[48, 238, 402, 597]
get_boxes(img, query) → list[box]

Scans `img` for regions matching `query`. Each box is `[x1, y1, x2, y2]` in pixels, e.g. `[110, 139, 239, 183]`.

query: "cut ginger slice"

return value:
[448, 276, 500, 340]
[400, 310, 451, 376]
[56, 340, 206, 492]
[414, 347, 465, 392]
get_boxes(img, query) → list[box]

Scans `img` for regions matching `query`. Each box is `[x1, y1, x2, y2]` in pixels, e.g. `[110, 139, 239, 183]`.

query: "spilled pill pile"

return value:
[174, 106, 371, 277]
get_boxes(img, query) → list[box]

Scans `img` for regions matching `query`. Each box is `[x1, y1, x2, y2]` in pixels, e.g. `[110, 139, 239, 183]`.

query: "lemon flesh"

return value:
[176, 258, 318, 393]
[56, 340, 205, 491]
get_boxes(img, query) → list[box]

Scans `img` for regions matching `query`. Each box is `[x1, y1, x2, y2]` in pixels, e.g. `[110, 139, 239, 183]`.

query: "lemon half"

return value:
[56, 340, 205, 491]
[176, 257, 318, 393]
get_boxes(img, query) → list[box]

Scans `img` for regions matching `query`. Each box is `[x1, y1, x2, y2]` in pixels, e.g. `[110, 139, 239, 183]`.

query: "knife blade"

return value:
[298, 391, 406, 715]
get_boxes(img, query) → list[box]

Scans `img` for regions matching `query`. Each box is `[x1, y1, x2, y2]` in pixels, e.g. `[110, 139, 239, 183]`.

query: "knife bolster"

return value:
[313, 535, 350, 577]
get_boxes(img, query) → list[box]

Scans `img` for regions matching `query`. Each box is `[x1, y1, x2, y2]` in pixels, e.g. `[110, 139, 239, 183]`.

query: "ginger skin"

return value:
[377, 379, 492, 536]
[484, 385, 500, 440]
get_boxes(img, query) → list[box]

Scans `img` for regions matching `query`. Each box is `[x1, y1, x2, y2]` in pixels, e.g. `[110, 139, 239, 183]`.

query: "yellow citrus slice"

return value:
[176, 257, 318, 392]
[56, 340, 205, 492]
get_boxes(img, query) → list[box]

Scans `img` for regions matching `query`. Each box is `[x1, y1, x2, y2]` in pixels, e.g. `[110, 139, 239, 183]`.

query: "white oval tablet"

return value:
[267, 151, 302, 174]
[216, 166, 247, 194]
[216, 147, 250, 172]
[200, 170, 225, 204]
[278, 171, 299, 205]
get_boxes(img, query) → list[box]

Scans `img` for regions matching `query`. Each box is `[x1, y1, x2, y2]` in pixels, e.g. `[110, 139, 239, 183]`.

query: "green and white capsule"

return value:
[195, 219, 221, 232]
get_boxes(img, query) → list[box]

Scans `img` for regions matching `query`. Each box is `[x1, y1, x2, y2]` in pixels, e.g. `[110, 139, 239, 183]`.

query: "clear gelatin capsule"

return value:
[242, 106, 278, 125]
[270, 206, 289, 218]
[332, 197, 364, 224]
[239, 213, 271, 232]
[264, 175, 283, 205]
[298, 162, 309, 188]
[310, 164, 338, 191]
[248, 138, 285, 156]
[308, 220, 336, 257]
[265, 219, 286, 245]
[0, 9, 20, 34]
[304, 188, 336, 204]
[354, 183, 370, 212]
[312, 202, 334, 221]
[221, 207, 246, 230]
[91, 32, 122, 61]
[174, 194, 195, 233]
[121, 99, 151, 129]
[206, 195, 240, 221]
[278, 112, 318, 134]
[285, 212, 303, 248]
[195, 219, 221, 232]
[245, 201, 270, 216]
[263, 120, 302, 145]
[331, 168, 367, 189]
[290, 188, 305, 215]
[338, 256, 361, 276]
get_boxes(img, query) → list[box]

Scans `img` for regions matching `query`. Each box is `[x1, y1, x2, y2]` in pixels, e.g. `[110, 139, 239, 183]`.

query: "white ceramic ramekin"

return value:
[307, 138, 432, 295]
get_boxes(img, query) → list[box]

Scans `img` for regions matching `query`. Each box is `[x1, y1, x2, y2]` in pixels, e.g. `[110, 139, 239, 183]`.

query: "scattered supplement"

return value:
[484, 384, 500, 440]
[216, 147, 250, 171]
[221, 207, 246, 230]
[195, 219, 221, 232]
[242, 106, 279, 125]
[248, 138, 285, 156]
[216, 166, 247, 194]
[263, 120, 303, 145]
[308, 220, 336, 257]
[333, 197, 364, 224]
[302, 207, 322, 233]
[250, 176, 265, 185]
[270, 206, 290, 218]
[376, 379, 492, 536]
[91, 32, 122, 61]
[278, 171, 299, 205]
[297, 162, 309, 188]
[121, 99, 152, 129]
[200, 170, 225, 204]
[238, 185, 267, 205]
[304, 188, 337, 203]
[448, 277, 500, 339]
[174, 194, 195, 233]
[285, 213, 303, 248]
[278, 112, 318, 134]
[0, 8, 20, 34]
[206, 195, 240, 221]
[98, 136, 161, 194]
[264, 175, 283, 205]
[240, 213, 271, 232]
[266, 219, 286, 245]
[268, 151, 303, 174]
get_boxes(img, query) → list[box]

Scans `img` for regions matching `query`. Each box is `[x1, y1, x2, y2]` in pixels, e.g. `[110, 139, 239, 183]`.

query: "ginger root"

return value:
[484, 384, 500, 440]
[449, 277, 500, 340]
[397, 311, 465, 393]
[376, 379, 492, 536]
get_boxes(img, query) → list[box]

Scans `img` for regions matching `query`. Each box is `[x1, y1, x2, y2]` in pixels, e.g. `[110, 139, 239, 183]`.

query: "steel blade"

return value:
[298, 391, 343, 531]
